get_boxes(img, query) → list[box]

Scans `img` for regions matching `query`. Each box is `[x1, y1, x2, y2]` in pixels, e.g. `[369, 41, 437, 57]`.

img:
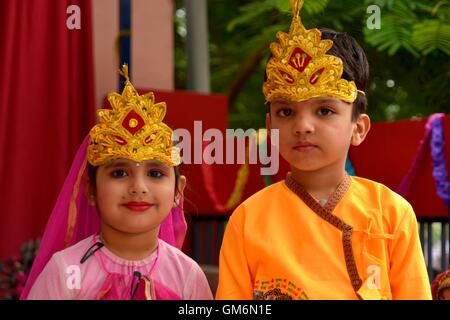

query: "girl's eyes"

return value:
[276, 108, 293, 117]
[148, 170, 164, 178]
[317, 107, 335, 116]
[111, 169, 127, 178]
[110, 169, 164, 178]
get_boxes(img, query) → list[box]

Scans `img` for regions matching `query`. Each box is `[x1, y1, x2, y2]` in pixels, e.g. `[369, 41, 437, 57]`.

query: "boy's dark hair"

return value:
[266, 27, 370, 121]
[320, 28, 369, 120]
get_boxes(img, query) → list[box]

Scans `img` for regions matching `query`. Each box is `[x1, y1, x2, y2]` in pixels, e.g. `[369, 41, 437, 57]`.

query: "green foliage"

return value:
[412, 20, 450, 55]
[364, 0, 450, 56]
[175, 0, 450, 129]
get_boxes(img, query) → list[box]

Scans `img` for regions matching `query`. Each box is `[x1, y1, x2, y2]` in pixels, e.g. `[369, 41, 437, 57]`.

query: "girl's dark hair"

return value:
[87, 163, 183, 197]
[265, 27, 370, 121]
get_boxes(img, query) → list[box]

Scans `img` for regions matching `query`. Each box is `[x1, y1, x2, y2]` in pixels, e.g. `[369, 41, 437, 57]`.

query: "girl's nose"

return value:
[128, 176, 149, 195]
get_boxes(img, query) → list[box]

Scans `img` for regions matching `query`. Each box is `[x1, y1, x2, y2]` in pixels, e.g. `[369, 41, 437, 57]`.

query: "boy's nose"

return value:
[294, 115, 314, 135]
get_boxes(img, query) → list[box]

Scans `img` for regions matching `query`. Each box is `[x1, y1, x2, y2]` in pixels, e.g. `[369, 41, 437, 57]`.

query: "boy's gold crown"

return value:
[263, 0, 359, 103]
[87, 65, 181, 167]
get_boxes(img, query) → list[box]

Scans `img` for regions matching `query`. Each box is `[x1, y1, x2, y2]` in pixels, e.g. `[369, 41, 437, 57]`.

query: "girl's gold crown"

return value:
[87, 65, 181, 167]
[263, 0, 360, 104]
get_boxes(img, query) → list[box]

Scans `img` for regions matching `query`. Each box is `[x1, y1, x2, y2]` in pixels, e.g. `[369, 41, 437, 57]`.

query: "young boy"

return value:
[216, 0, 431, 300]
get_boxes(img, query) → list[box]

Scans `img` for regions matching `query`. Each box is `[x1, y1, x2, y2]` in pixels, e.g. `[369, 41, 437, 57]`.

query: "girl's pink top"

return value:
[26, 234, 213, 300]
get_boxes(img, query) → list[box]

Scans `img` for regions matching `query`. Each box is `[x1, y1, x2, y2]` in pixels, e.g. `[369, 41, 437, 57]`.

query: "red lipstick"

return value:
[123, 201, 152, 212]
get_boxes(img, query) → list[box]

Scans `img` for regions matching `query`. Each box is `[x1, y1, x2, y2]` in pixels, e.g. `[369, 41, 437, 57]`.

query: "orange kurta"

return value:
[216, 175, 431, 300]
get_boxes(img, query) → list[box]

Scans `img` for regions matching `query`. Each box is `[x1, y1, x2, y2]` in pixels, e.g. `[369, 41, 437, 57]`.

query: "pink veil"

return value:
[20, 135, 187, 299]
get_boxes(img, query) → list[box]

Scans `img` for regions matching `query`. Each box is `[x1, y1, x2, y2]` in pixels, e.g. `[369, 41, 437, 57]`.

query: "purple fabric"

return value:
[396, 119, 433, 197]
[397, 113, 450, 209]
[429, 114, 450, 208]
[20, 135, 187, 299]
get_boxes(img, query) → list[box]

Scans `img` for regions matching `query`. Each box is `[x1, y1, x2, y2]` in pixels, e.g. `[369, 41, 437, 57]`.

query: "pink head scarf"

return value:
[20, 135, 187, 299]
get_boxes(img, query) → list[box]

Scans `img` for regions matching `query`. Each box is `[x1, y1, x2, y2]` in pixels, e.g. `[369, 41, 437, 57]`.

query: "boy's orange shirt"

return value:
[216, 175, 432, 300]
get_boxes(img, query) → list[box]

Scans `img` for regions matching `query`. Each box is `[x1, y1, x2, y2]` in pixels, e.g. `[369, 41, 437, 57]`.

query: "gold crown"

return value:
[87, 65, 181, 167]
[263, 0, 359, 104]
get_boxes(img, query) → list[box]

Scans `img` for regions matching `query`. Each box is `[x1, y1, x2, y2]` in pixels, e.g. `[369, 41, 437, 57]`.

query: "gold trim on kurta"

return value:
[285, 173, 363, 297]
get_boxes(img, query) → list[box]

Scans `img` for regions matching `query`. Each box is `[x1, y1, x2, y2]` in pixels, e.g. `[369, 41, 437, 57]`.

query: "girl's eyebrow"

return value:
[104, 160, 170, 170]
[142, 161, 170, 170]
[103, 158, 171, 170]
[103, 161, 131, 169]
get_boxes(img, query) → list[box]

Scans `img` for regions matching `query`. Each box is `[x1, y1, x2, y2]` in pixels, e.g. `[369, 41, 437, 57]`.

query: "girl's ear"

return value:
[351, 113, 371, 146]
[85, 180, 96, 205]
[174, 175, 187, 204]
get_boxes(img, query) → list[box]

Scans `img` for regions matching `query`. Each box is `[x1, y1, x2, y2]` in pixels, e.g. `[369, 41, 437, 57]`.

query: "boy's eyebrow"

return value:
[313, 98, 339, 104]
[271, 98, 291, 104]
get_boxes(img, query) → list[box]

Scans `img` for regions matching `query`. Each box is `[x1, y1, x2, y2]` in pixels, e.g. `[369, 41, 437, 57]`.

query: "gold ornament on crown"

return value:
[87, 65, 181, 167]
[263, 0, 360, 104]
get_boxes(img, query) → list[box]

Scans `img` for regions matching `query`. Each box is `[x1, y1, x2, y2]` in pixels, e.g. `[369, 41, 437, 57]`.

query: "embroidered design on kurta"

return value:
[253, 278, 309, 300]
[285, 173, 363, 297]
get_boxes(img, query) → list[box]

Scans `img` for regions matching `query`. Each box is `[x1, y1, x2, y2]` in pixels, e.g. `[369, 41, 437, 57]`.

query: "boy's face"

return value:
[266, 97, 369, 173]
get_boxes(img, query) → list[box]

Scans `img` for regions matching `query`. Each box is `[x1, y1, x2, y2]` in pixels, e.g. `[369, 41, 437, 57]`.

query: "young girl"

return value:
[21, 66, 213, 300]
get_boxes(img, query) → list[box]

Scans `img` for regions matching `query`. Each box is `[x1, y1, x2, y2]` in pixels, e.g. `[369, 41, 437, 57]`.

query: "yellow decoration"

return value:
[226, 163, 249, 210]
[87, 64, 180, 167]
[226, 146, 250, 210]
[263, 0, 359, 104]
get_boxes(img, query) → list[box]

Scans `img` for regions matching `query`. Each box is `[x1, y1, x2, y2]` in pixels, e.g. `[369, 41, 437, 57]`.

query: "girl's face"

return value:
[92, 159, 184, 234]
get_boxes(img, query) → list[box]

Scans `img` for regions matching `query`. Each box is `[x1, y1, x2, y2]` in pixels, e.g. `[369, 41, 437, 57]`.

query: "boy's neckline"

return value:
[285, 172, 352, 213]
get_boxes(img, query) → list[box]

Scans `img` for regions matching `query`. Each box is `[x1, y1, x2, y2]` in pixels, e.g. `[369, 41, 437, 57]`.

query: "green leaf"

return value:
[227, 0, 276, 32]
[412, 20, 450, 55]
[303, 0, 329, 15]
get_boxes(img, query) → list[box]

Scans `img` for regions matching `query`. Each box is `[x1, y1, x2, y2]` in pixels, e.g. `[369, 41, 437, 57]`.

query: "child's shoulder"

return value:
[350, 176, 411, 206]
[240, 180, 286, 206]
[158, 239, 201, 267]
[51, 234, 97, 265]
[350, 176, 416, 224]
[227, 181, 286, 221]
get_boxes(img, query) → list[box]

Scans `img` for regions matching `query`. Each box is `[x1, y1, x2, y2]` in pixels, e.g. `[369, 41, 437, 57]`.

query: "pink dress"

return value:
[26, 234, 213, 300]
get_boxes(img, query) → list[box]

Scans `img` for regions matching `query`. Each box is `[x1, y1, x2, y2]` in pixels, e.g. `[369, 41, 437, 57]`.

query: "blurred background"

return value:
[0, 0, 449, 299]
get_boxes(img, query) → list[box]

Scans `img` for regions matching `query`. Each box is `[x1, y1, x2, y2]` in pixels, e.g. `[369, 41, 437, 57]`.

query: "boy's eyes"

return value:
[276, 108, 293, 117]
[317, 107, 335, 116]
[275, 107, 335, 117]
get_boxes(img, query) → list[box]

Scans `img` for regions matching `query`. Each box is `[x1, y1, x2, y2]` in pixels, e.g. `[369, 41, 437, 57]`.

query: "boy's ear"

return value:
[175, 175, 187, 204]
[351, 114, 371, 146]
